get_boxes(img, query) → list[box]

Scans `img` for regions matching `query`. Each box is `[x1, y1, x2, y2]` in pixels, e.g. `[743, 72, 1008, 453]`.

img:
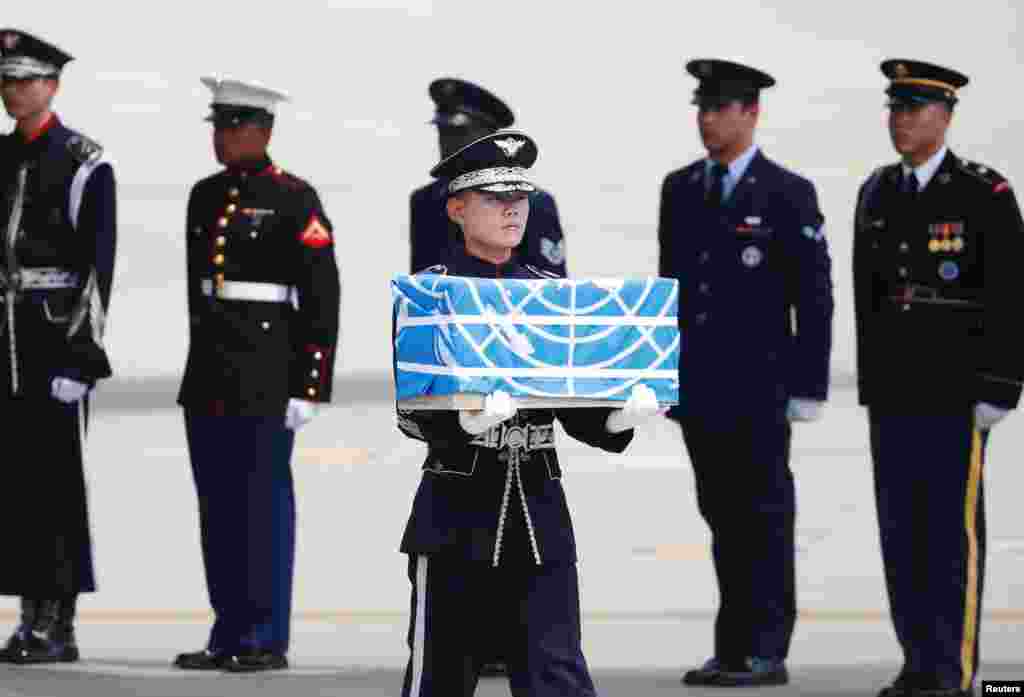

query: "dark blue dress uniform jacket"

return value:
[409, 179, 567, 276]
[177, 158, 340, 413]
[396, 249, 632, 565]
[0, 116, 116, 595]
[853, 151, 1024, 410]
[658, 150, 833, 417]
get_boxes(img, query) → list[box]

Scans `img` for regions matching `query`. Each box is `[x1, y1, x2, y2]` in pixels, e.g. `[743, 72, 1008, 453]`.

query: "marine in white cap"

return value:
[173, 74, 340, 674]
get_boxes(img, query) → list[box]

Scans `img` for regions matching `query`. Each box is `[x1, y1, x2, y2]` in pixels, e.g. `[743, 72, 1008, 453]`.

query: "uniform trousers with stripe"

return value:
[0, 395, 95, 596]
[401, 555, 596, 697]
[869, 410, 987, 692]
[184, 413, 296, 655]
[677, 412, 796, 662]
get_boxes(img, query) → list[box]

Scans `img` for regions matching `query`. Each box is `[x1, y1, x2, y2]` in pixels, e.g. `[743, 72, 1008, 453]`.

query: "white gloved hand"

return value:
[51, 377, 90, 403]
[606, 384, 666, 434]
[459, 390, 517, 435]
[974, 402, 1010, 431]
[786, 398, 824, 423]
[285, 398, 319, 430]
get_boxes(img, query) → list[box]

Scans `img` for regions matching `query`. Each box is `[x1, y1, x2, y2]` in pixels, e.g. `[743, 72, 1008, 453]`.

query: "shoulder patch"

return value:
[66, 133, 103, 164]
[525, 264, 562, 279]
[417, 264, 448, 275]
[298, 214, 333, 248]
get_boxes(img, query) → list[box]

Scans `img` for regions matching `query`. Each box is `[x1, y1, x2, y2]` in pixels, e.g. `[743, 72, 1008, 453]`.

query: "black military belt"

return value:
[470, 422, 555, 451]
[200, 278, 294, 303]
[0, 267, 80, 294]
[888, 284, 982, 309]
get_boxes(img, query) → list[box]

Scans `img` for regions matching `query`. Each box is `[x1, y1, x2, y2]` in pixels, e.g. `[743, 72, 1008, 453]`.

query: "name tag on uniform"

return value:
[242, 208, 276, 225]
[735, 216, 772, 237]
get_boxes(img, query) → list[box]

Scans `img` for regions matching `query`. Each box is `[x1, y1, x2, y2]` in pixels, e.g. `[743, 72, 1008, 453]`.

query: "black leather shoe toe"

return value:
[681, 657, 724, 685]
[222, 649, 288, 673]
[713, 657, 789, 687]
[173, 649, 227, 670]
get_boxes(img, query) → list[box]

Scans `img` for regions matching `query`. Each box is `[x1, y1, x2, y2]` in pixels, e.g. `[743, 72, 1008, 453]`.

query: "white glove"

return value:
[459, 390, 517, 435]
[974, 402, 1010, 431]
[606, 384, 666, 433]
[51, 377, 90, 403]
[285, 398, 319, 430]
[786, 398, 824, 423]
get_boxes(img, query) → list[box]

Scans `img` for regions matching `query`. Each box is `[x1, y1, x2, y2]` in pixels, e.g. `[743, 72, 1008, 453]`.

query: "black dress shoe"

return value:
[713, 657, 789, 687]
[173, 649, 227, 670]
[4, 630, 79, 664]
[681, 657, 724, 685]
[479, 660, 508, 677]
[222, 649, 288, 673]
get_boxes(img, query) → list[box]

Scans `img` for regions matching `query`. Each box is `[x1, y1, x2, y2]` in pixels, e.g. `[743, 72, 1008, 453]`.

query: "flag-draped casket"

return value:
[392, 274, 680, 408]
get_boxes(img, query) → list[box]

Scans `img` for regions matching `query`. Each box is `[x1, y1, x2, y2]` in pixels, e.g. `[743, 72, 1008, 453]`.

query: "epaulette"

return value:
[417, 264, 448, 276]
[66, 133, 103, 164]
[525, 264, 561, 279]
[958, 159, 1011, 193]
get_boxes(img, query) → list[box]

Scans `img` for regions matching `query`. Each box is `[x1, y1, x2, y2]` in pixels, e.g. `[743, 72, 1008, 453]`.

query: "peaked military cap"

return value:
[200, 75, 290, 128]
[0, 29, 72, 79]
[430, 129, 537, 195]
[686, 58, 775, 105]
[428, 78, 515, 130]
[881, 59, 968, 107]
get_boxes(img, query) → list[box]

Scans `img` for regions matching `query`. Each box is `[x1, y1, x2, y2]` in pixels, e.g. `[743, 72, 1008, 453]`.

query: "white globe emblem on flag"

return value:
[393, 275, 680, 403]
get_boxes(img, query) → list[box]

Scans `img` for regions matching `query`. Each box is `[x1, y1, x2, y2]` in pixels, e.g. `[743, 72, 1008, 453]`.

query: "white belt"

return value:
[201, 279, 293, 302]
[3, 267, 80, 291]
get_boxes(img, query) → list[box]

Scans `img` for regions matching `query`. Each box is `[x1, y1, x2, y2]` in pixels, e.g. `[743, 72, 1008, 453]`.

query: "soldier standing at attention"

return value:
[657, 58, 833, 688]
[0, 28, 117, 665]
[854, 59, 1024, 697]
[396, 129, 662, 697]
[173, 76, 340, 673]
[409, 78, 567, 276]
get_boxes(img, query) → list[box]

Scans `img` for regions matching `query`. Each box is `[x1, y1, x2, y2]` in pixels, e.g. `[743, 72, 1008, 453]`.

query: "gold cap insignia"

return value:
[894, 63, 909, 78]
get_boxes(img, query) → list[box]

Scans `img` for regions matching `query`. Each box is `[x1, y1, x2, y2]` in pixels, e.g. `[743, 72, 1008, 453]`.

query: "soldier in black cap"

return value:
[409, 78, 567, 277]
[0, 29, 117, 664]
[396, 129, 661, 697]
[657, 58, 833, 687]
[854, 59, 1024, 697]
[172, 76, 340, 673]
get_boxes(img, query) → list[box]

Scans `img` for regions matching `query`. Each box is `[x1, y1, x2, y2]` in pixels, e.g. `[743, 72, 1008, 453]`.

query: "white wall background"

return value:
[5, 1, 1023, 384]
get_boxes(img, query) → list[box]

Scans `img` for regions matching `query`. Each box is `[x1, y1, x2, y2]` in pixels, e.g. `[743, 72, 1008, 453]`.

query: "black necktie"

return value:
[708, 162, 728, 207]
[904, 171, 920, 196]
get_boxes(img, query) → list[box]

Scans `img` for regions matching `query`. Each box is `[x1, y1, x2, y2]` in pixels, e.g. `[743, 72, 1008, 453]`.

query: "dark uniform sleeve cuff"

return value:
[294, 344, 333, 403]
[976, 373, 1023, 410]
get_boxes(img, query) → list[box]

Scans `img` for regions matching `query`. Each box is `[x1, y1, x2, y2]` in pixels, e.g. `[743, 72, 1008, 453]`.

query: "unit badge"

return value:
[1, 32, 18, 51]
[741, 245, 763, 268]
[938, 260, 959, 281]
[540, 237, 565, 265]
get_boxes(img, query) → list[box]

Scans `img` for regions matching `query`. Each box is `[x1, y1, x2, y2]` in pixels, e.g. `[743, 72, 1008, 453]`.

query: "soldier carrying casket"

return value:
[395, 130, 662, 697]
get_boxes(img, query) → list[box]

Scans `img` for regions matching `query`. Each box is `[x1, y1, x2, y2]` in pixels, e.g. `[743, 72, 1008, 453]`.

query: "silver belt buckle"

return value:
[502, 425, 527, 450]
